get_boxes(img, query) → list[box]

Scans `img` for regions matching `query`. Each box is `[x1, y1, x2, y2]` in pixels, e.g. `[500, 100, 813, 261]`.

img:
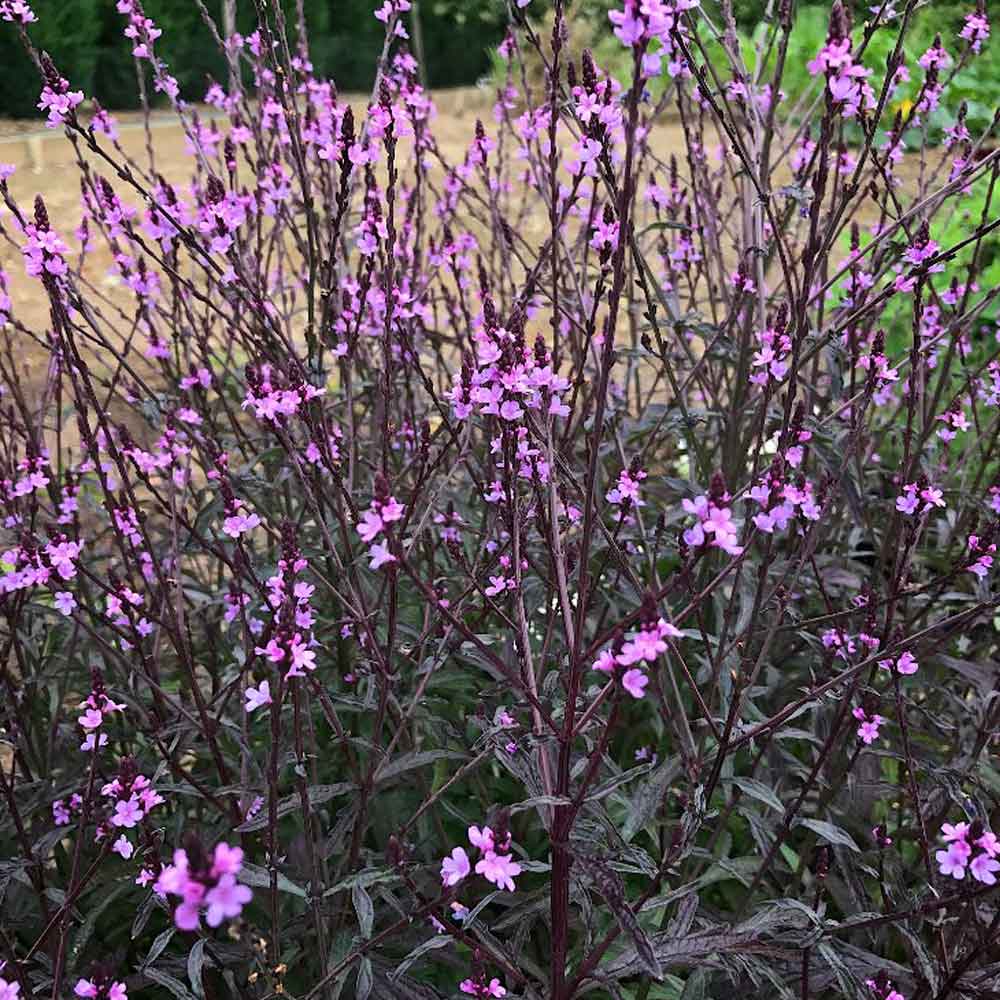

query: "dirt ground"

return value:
[0, 86, 939, 397]
[0, 89, 514, 384]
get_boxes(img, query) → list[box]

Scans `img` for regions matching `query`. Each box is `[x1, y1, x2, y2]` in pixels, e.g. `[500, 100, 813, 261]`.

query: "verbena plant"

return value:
[0, 1, 999, 998]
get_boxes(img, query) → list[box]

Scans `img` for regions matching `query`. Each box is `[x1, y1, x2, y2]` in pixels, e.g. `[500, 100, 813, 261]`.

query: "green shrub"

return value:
[0, 0, 506, 119]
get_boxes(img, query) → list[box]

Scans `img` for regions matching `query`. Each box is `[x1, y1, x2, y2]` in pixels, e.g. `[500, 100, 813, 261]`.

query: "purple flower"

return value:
[112, 834, 134, 859]
[204, 873, 253, 926]
[368, 541, 397, 570]
[441, 846, 471, 886]
[468, 825, 495, 852]
[245, 681, 272, 712]
[936, 841, 969, 879]
[110, 797, 143, 828]
[474, 851, 522, 892]
[621, 668, 649, 700]
[54, 591, 77, 615]
[969, 853, 1000, 885]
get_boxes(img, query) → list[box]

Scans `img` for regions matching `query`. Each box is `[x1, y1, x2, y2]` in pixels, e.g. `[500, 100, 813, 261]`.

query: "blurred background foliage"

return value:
[0, 0, 996, 132]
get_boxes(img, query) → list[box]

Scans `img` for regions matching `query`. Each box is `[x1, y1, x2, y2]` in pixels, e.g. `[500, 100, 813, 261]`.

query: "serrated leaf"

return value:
[324, 867, 397, 898]
[585, 762, 654, 802]
[679, 968, 708, 1000]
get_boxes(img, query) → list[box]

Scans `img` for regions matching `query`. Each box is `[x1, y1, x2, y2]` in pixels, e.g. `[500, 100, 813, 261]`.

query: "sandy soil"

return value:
[0, 86, 939, 401]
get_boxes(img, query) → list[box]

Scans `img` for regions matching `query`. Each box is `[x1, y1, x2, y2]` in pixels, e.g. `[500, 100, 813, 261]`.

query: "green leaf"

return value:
[144, 968, 199, 1000]
[679, 969, 708, 1000]
[235, 783, 355, 832]
[187, 939, 206, 999]
[374, 750, 467, 785]
[795, 819, 861, 852]
[622, 757, 681, 843]
[728, 777, 786, 814]
[353, 883, 374, 939]
[142, 926, 175, 969]
[238, 861, 308, 898]
[389, 935, 451, 981]
[356, 957, 373, 1000]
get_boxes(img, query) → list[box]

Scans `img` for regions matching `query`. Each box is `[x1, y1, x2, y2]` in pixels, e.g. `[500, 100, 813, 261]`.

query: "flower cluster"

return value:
[77, 673, 127, 753]
[608, 0, 698, 80]
[895, 481, 945, 516]
[866, 972, 906, 1000]
[0, 0, 34, 23]
[807, 3, 876, 118]
[449, 299, 570, 430]
[935, 821, 999, 883]
[852, 705, 885, 745]
[441, 823, 523, 894]
[37, 76, 84, 127]
[960, 8, 990, 53]
[682, 482, 743, 556]
[154, 839, 253, 930]
[593, 615, 682, 699]
[356, 479, 405, 570]
[98, 757, 165, 859]
[878, 650, 919, 676]
[74, 972, 127, 1000]
[966, 532, 996, 579]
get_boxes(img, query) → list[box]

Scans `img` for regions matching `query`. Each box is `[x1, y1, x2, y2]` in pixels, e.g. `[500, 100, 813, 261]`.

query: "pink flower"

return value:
[357, 509, 384, 543]
[286, 633, 316, 677]
[853, 706, 885, 745]
[961, 11, 990, 53]
[976, 831, 999, 857]
[78, 708, 104, 730]
[54, 591, 77, 615]
[936, 842, 969, 879]
[245, 681, 272, 712]
[474, 851, 522, 891]
[368, 541, 397, 570]
[204, 873, 253, 926]
[461, 978, 507, 997]
[879, 651, 918, 676]
[223, 508, 261, 538]
[970, 852, 1000, 885]
[111, 797, 143, 828]
[622, 668, 649, 699]
[157, 840, 252, 931]
[74, 982, 99, 999]
[468, 825, 495, 852]
[441, 846, 470, 886]
[212, 842, 244, 876]
[112, 834, 134, 859]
